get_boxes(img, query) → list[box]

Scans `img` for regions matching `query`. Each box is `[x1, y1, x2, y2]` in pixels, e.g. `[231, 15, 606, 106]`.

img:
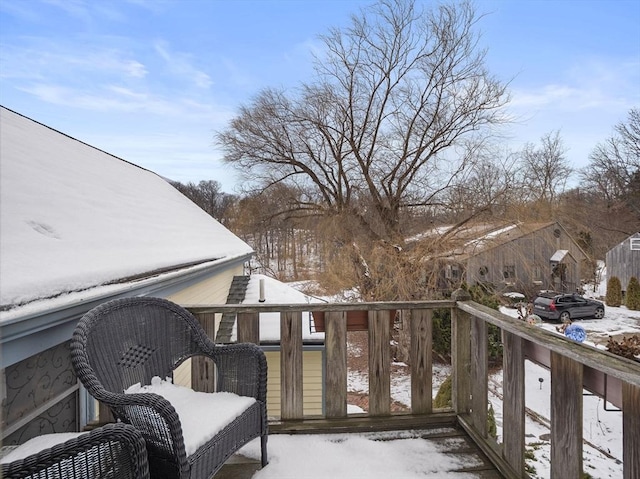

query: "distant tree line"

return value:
[169, 180, 237, 227]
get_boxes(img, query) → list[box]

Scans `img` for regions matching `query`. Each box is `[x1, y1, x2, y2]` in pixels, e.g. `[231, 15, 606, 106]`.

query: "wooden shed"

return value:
[605, 232, 640, 293]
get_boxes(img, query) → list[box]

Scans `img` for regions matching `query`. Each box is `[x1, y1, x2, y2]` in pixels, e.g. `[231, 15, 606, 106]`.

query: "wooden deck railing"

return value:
[186, 291, 639, 479]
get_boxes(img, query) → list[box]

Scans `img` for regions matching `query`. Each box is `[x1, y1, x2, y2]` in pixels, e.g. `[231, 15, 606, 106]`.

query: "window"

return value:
[533, 265, 542, 281]
[503, 265, 515, 279]
[445, 264, 461, 279]
[451, 265, 460, 279]
[631, 238, 640, 251]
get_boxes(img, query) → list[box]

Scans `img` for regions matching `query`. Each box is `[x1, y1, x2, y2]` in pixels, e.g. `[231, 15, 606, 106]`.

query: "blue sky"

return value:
[1, 0, 638, 193]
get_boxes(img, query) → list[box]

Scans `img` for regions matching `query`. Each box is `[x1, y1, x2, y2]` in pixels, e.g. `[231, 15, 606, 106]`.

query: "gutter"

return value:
[0, 253, 252, 367]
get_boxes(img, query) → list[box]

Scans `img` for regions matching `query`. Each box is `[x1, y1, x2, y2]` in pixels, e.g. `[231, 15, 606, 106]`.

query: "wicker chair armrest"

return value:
[206, 343, 267, 401]
[93, 390, 189, 469]
[93, 389, 180, 420]
[0, 423, 149, 479]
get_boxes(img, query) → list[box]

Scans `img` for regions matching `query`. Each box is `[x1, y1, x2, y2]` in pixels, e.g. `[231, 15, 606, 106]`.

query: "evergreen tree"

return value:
[606, 276, 622, 307]
[626, 276, 640, 310]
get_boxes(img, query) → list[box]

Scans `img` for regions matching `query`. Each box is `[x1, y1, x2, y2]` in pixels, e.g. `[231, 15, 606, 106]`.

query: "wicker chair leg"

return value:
[261, 434, 268, 468]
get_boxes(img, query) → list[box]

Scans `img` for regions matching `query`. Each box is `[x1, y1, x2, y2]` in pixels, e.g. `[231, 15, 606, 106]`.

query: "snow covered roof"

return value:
[437, 222, 559, 260]
[233, 274, 325, 343]
[550, 249, 569, 262]
[0, 107, 253, 312]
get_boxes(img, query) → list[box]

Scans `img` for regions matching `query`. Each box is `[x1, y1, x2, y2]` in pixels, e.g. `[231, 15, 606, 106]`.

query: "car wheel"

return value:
[594, 308, 605, 319]
[559, 311, 571, 323]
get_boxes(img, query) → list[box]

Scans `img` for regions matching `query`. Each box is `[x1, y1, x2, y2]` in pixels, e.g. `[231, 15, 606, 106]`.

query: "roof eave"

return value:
[0, 253, 252, 367]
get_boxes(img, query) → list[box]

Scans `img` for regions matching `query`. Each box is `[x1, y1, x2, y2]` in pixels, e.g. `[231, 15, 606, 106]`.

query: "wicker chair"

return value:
[70, 297, 268, 479]
[0, 423, 150, 479]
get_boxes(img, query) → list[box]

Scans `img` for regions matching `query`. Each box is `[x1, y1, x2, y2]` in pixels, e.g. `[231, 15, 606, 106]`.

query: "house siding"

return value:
[264, 350, 324, 418]
[606, 233, 640, 293]
[464, 223, 588, 294]
[1, 342, 78, 445]
[168, 265, 243, 305]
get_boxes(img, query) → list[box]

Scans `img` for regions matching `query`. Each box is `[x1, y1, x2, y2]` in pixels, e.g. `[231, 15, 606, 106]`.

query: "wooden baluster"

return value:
[623, 382, 640, 479]
[192, 312, 216, 393]
[410, 309, 433, 414]
[237, 312, 260, 345]
[368, 310, 391, 416]
[281, 311, 303, 420]
[325, 311, 348, 418]
[502, 331, 525, 476]
[550, 352, 583, 478]
[471, 316, 488, 436]
[452, 289, 472, 415]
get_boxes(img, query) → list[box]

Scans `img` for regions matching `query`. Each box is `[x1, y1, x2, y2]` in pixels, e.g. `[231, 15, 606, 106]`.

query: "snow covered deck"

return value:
[182, 292, 640, 479]
[216, 426, 503, 479]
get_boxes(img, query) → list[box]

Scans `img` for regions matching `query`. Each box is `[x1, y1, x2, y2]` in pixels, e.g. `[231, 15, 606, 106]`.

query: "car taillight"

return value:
[549, 301, 556, 311]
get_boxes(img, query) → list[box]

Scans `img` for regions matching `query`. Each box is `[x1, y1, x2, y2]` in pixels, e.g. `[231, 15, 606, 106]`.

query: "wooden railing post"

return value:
[451, 289, 472, 415]
[623, 382, 640, 479]
[550, 351, 583, 478]
[368, 310, 391, 416]
[237, 312, 260, 344]
[281, 311, 303, 420]
[410, 309, 433, 414]
[192, 312, 216, 393]
[325, 311, 348, 418]
[470, 314, 488, 436]
[502, 331, 525, 476]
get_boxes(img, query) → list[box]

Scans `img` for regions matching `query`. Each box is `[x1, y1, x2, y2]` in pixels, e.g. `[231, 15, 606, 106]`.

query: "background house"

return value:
[435, 222, 590, 295]
[605, 232, 640, 294]
[0, 107, 253, 444]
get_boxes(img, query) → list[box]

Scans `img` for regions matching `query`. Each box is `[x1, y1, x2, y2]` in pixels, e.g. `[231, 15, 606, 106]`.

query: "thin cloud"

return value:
[41, 0, 130, 23]
[0, 41, 147, 80]
[0, 1, 42, 22]
[510, 56, 639, 114]
[154, 40, 213, 89]
[20, 81, 231, 124]
[41, 0, 92, 21]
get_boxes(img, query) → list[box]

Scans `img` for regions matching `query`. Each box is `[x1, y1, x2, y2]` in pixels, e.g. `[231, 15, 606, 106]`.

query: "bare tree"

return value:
[581, 107, 640, 219]
[518, 130, 572, 208]
[217, 0, 509, 245]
